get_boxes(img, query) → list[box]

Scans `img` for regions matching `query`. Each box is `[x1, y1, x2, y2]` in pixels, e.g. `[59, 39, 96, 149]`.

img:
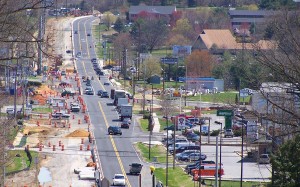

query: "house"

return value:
[228, 9, 273, 29]
[192, 29, 275, 54]
[128, 5, 176, 22]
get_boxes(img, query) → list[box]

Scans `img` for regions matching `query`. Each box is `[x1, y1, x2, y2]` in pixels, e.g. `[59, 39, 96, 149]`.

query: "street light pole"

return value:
[215, 121, 223, 187]
[240, 124, 244, 187]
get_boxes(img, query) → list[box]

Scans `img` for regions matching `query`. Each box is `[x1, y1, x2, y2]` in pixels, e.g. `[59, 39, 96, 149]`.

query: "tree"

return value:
[141, 57, 162, 80]
[259, 0, 296, 10]
[171, 18, 195, 43]
[114, 17, 125, 33]
[131, 18, 169, 53]
[102, 11, 117, 30]
[254, 9, 300, 126]
[113, 33, 132, 64]
[185, 50, 213, 78]
[271, 134, 300, 186]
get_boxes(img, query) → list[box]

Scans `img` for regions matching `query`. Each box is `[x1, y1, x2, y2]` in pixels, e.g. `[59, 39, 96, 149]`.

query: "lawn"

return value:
[154, 167, 267, 187]
[5, 150, 38, 174]
[139, 118, 149, 132]
[136, 142, 173, 163]
[158, 118, 172, 131]
[186, 92, 251, 104]
[32, 107, 52, 113]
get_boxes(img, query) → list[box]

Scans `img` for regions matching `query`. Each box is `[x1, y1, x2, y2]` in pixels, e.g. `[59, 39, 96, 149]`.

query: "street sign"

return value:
[240, 89, 249, 98]
[160, 57, 178, 64]
[217, 110, 233, 116]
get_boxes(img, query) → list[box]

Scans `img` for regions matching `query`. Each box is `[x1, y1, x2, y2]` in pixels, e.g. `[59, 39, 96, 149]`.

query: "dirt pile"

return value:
[66, 129, 90, 137]
[23, 126, 51, 135]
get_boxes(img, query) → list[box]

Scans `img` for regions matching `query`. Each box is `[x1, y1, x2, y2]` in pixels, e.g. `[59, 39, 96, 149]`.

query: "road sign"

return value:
[217, 110, 233, 116]
[240, 89, 249, 98]
[161, 57, 178, 64]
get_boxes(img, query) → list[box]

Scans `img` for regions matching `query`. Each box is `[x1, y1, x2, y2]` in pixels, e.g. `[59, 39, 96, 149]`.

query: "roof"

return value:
[129, 5, 176, 15]
[196, 29, 276, 50]
[199, 29, 239, 50]
[228, 10, 272, 16]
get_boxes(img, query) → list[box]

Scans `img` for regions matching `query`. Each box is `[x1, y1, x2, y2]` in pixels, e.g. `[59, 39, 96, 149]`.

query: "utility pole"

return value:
[37, 0, 46, 75]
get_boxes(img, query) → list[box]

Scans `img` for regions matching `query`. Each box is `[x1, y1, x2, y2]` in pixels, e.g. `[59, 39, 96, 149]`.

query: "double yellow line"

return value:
[79, 17, 130, 186]
[98, 102, 131, 187]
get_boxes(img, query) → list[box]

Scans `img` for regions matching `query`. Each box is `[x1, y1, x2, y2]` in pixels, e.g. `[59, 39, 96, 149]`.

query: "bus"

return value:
[192, 164, 224, 180]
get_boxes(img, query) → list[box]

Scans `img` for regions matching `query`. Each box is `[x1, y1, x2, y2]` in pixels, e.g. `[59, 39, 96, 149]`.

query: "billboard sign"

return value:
[172, 45, 192, 57]
[161, 57, 178, 64]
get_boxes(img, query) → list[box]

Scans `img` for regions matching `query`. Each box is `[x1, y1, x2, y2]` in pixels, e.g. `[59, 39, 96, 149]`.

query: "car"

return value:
[91, 58, 97, 62]
[104, 82, 110, 86]
[121, 121, 130, 128]
[76, 52, 81, 58]
[61, 71, 66, 76]
[224, 129, 234, 138]
[74, 30, 78, 34]
[85, 86, 93, 92]
[97, 90, 104, 96]
[108, 126, 122, 135]
[52, 112, 70, 119]
[86, 81, 91, 86]
[112, 174, 125, 186]
[123, 118, 131, 125]
[71, 104, 80, 112]
[85, 90, 94, 95]
[101, 91, 109, 98]
[66, 50, 72, 54]
[61, 89, 75, 97]
[179, 152, 207, 162]
[6, 108, 14, 115]
[164, 125, 176, 131]
[186, 133, 199, 141]
[259, 154, 270, 164]
[176, 150, 200, 160]
[87, 33, 91, 36]
[175, 145, 200, 154]
[185, 160, 216, 174]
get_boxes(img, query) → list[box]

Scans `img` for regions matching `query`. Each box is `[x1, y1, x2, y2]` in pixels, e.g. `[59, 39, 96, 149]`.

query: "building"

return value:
[128, 5, 176, 22]
[192, 29, 275, 54]
[181, 77, 224, 93]
[228, 9, 273, 29]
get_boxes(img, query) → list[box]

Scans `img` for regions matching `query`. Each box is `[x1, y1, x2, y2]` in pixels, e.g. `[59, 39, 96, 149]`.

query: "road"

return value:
[73, 16, 146, 187]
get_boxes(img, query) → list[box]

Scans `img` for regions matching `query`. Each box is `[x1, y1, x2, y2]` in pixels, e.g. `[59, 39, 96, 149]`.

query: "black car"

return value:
[97, 90, 104, 96]
[101, 91, 109, 98]
[164, 125, 176, 131]
[108, 126, 122, 135]
[74, 30, 78, 34]
[87, 33, 91, 36]
[91, 58, 97, 62]
[104, 82, 110, 86]
[61, 90, 75, 97]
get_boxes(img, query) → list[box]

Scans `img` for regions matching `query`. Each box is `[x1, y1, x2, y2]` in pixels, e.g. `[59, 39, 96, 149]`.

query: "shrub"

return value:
[210, 130, 220, 136]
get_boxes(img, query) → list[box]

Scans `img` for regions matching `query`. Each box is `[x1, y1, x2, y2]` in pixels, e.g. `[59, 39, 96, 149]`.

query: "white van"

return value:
[168, 142, 194, 153]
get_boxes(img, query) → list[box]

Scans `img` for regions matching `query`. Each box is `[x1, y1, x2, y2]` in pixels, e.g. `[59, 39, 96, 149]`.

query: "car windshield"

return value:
[115, 175, 124, 179]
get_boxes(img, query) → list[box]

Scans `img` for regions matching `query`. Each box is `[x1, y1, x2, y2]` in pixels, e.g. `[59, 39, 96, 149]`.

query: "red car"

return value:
[121, 121, 130, 129]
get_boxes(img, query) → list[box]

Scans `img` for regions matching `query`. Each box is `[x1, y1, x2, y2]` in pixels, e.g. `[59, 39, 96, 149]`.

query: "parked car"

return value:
[259, 154, 270, 164]
[179, 152, 207, 162]
[108, 126, 122, 135]
[91, 58, 97, 62]
[176, 150, 200, 160]
[112, 174, 125, 186]
[71, 103, 80, 112]
[185, 160, 216, 174]
[52, 112, 70, 119]
[175, 145, 200, 154]
[164, 125, 176, 131]
[224, 129, 234, 138]
[101, 91, 109, 98]
[121, 121, 130, 129]
[104, 82, 110, 86]
[186, 133, 200, 142]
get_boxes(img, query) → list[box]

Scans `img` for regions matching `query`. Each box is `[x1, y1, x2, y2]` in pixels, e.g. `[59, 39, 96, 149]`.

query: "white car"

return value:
[112, 174, 126, 186]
